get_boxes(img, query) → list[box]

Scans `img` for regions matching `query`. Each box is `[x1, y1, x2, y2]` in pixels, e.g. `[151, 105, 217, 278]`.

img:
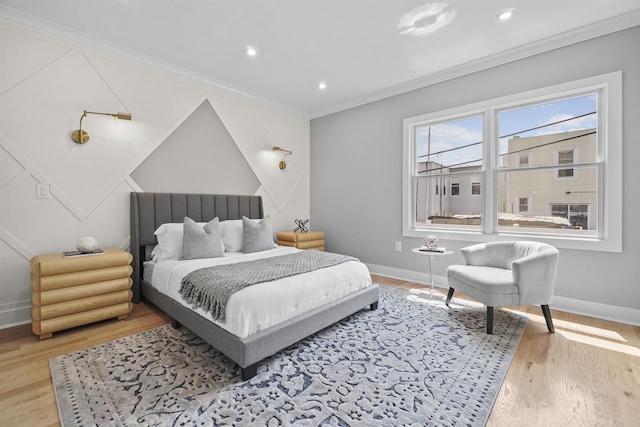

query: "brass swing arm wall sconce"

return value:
[71, 110, 133, 144]
[272, 146, 292, 169]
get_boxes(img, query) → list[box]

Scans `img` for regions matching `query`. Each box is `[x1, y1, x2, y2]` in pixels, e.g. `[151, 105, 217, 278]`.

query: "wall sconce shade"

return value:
[71, 110, 133, 144]
[272, 146, 292, 169]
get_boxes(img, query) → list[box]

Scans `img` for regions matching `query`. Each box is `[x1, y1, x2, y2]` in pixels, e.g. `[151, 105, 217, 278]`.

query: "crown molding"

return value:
[2, 5, 638, 121]
[310, 10, 640, 119]
[0, 6, 308, 118]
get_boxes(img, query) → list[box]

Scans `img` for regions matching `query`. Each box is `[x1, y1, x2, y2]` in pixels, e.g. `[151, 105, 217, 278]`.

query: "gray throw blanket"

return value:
[179, 250, 358, 321]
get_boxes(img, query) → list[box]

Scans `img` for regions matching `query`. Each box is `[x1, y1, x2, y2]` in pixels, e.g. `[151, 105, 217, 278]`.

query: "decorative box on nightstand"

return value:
[31, 247, 134, 339]
[277, 231, 325, 251]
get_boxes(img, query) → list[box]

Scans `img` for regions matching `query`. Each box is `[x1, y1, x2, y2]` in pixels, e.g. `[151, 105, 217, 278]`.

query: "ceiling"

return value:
[2, 1, 639, 118]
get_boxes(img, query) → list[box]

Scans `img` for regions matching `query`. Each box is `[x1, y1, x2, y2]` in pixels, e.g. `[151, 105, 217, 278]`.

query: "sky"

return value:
[416, 93, 597, 171]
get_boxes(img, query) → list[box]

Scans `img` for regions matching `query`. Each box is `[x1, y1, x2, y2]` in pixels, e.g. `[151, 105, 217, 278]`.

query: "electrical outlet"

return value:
[395, 241, 402, 251]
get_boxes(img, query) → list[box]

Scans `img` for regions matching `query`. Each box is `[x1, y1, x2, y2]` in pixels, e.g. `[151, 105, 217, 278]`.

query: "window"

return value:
[403, 72, 622, 252]
[498, 96, 595, 235]
[410, 115, 483, 230]
[518, 197, 529, 213]
[556, 148, 575, 178]
[551, 204, 589, 229]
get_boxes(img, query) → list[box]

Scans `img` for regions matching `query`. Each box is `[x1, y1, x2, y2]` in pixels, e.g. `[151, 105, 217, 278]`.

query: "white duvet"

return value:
[148, 247, 373, 338]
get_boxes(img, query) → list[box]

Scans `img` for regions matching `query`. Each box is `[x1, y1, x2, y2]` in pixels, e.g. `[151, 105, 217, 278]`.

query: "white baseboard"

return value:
[2, 265, 637, 330]
[366, 263, 640, 327]
[549, 295, 640, 327]
[0, 299, 32, 330]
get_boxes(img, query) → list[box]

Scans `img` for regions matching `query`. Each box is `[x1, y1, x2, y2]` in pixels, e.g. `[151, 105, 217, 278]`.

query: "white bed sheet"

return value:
[148, 247, 373, 338]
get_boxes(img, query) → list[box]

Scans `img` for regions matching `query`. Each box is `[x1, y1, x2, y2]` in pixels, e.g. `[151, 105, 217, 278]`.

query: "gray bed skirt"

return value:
[142, 280, 378, 378]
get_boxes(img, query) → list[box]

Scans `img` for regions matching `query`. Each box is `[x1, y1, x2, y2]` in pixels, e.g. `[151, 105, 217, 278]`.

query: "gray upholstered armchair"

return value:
[446, 241, 559, 334]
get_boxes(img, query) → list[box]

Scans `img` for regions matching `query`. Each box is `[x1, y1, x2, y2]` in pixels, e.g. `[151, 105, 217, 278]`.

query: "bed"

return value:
[130, 192, 379, 380]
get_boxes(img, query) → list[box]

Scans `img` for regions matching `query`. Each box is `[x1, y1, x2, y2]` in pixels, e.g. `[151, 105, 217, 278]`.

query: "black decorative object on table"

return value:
[294, 219, 309, 233]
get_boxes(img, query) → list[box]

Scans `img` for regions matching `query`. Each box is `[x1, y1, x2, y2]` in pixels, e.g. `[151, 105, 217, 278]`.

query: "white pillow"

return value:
[153, 218, 224, 261]
[153, 223, 184, 261]
[220, 217, 275, 252]
[219, 219, 244, 252]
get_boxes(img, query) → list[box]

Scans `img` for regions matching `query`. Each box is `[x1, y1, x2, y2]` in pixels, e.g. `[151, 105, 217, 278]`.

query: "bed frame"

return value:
[130, 192, 379, 380]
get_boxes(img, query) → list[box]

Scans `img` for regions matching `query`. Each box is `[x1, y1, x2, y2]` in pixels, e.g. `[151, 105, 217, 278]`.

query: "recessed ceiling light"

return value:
[498, 9, 514, 21]
[245, 46, 257, 57]
[317, 81, 327, 90]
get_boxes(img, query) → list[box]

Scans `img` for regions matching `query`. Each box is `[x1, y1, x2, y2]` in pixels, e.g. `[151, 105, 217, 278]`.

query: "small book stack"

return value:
[62, 249, 105, 257]
[277, 231, 325, 251]
[418, 246, 446, 253]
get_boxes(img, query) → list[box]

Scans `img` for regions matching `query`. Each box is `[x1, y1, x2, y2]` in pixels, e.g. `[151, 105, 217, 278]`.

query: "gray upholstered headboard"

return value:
[130, 192, 264, 303]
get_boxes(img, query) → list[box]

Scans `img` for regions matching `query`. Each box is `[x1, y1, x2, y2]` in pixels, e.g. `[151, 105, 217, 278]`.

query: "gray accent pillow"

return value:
[242, 215, 276, 253]
[181, 216, 224, 259]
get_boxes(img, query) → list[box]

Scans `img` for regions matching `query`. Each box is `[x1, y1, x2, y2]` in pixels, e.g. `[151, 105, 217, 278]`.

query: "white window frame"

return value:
[402, 71, 622, 252]
[518, 152, 530, 168]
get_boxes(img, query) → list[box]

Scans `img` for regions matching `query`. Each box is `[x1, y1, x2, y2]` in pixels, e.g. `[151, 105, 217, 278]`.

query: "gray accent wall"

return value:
[131, 100, 260, 194]
[311, 26, 640, 318]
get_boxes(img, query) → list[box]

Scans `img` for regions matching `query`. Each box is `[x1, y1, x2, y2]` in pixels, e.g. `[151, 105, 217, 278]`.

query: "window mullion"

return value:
[484, 108, 496, 234]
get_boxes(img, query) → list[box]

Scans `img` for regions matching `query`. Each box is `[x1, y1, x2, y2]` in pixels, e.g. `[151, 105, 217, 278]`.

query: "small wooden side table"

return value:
[31, 247, 133, 339]
[277, 231, 325, 251]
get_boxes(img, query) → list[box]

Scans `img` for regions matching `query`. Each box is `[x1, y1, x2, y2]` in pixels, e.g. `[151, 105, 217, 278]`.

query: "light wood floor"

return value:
[0, 275, 638, 426]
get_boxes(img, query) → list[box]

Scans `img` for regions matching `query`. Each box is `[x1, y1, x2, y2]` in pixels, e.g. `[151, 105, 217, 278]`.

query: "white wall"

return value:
[311, 26, 640, 326]
[0, 21, 311, 328]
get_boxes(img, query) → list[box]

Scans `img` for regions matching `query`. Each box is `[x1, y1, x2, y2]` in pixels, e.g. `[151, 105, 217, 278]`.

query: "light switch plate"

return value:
[36, 183, 50, 199]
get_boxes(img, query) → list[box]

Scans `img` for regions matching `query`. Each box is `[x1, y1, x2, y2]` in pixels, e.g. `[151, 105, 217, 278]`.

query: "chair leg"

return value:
[486, 306, 494, 334]
[541, 304, 555, 333]
[445, 287, 455, 306]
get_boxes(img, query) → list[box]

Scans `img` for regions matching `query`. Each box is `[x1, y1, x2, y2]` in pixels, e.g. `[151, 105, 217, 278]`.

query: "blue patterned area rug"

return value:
[50, 285, 526, 426]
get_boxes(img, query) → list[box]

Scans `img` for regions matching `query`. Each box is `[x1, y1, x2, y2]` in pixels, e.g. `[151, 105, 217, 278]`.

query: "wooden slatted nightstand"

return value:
[277, 231, 325, 251]
[31, 247, 133, 339]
